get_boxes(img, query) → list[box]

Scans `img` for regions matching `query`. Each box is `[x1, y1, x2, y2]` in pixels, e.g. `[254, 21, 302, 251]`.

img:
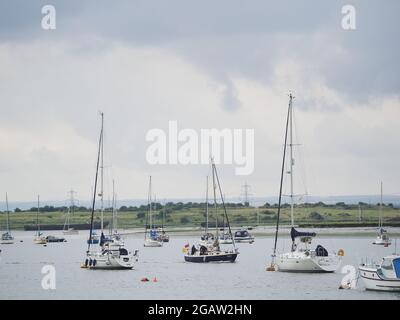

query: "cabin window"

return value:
[381, 259, 393, 270]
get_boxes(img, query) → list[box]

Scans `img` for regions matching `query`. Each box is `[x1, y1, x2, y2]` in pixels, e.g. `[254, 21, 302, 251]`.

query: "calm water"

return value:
[0, 231, 399, 300]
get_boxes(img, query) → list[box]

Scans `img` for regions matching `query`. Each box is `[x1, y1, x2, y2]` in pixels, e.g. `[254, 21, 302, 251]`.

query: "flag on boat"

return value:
[182, 243, 190, 253]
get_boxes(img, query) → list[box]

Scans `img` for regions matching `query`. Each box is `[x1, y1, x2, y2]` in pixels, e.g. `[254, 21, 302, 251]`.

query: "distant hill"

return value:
[1, 194, 399, 211]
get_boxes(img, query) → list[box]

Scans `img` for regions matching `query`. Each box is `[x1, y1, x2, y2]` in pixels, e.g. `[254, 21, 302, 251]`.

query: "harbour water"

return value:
[0, 231, 399, 300]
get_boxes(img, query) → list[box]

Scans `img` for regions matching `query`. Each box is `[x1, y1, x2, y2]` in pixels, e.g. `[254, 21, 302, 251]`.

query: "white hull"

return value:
[219, 239, 233, 244]
[86, 252, 137, 270]
[234, 237, 254, 243]
[63, 229, 79, 235]
[372, 239, 391, 246]
[276, 251, 342, 273]
[359, 265, 400, 291]
[34, 237, 47, 244]
[144, 239, 163, 247]
[1, 239, 14, 244]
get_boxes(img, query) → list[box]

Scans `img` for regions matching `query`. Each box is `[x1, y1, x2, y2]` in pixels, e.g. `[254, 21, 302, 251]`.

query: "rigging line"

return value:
[213, 161, 236, 249]
[271, 95, 292, 263]
[87, 117, 103, 254]
[292, 105, 309, 199]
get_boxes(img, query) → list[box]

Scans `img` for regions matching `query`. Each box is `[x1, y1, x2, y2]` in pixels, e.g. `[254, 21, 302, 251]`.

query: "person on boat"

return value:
[191, 245, 197, 255]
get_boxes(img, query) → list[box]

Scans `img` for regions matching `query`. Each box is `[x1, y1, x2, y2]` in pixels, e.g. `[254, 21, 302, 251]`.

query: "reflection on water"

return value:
[0, 231, 399, 300]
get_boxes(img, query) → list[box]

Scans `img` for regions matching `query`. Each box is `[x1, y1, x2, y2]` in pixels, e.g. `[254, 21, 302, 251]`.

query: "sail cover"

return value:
[290, 227, 316, 242]
[393, 257, 400, 278]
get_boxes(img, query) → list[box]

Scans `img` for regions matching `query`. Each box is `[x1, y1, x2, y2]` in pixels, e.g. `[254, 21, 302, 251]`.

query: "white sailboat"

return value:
[1, 193, 14, 244]
[372, 182, 391, 246]
[34, 195, 46, 244]
[144, 176, 163, 247]
[267, 93, 343, 273]
[82, 112, 138, 270]
[63, 190, 79, 235]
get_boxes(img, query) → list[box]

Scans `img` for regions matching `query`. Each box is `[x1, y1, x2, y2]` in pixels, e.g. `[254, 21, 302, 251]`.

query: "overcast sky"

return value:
[0, 0, 399, 203]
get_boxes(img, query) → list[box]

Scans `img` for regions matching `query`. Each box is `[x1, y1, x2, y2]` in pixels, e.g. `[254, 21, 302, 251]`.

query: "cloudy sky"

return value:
[0, 0, 399, 204]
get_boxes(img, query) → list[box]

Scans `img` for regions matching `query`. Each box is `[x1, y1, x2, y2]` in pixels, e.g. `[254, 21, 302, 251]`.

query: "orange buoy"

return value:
[152, 277, 158, 282]
[338, 249, 344, 257]
[266, 264, 276, 272]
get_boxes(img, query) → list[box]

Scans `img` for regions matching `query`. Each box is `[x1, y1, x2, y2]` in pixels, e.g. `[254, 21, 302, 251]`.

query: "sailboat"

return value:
[82, 112, 138, 270]
[144, 176, 163, 247]
[184, 158, 239, 263]
[63, 190, 79, 235]
[199, 176, 215, 246]
[267, 93, 343, 273]
[1, 193, 14, 244]
[373, 182, 391, 246]
[34, 195, 46, 244]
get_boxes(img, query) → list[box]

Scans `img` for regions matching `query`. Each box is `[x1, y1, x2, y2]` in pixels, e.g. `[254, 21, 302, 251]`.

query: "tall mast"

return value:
[149, 176, 152, 229]
[379, 181, 383, 228]
[111, 179, 115, 234]
[205, 175, 209, 234]
[268, 93, 292, 270]
[100, 112, 104, 232]
[87, 114, 103, 253]
[289, 94, 295, 227]
[5, 192, 10, 233]
[211, 159, 219, 239]
[37, 195, 40, 234]
[213, 161, 236, 249]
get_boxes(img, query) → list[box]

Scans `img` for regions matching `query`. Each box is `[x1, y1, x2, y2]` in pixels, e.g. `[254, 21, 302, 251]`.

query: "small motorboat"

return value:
[234, 229, 255, 243]
[34, 232, 47, 245]
[359, 255, 400, 291]
[46, 235, 67, 243]
[1, 232, 14, 245]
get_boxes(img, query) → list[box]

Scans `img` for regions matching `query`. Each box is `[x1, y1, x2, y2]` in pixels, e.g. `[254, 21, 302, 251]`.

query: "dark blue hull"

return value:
[184, 253, 238, 263]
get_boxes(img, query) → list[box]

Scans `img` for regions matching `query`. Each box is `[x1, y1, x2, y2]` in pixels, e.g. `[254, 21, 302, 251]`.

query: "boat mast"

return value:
[213, 161, 236, 249]
[111, 180, 115, 235]
[379, 181, 383, 229]
[205, 175, 209, 235]
[37, 195, 40, 235]
[268, 93, 291, 270]
[5, 192, 10, 234]
[211, 159, 219, 240]
[289, 94, 295, 227]
[100, 112, 104, 233]
[87, 114, 103, 253]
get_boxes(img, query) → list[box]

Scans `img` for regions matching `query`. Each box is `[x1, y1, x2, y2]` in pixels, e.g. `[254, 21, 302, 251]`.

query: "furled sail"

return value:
[290, 227, 316, 242]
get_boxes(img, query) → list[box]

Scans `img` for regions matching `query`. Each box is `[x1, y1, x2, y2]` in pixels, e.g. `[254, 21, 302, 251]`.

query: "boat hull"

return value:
[144, 239, 163, 247]
[234, 237, 254, 243]
[1, 239, 14, 244]
[359, 265, 400, 291]
[34, 238, 47, 245]
[184, 252, 238, 263]
[63, 229, 79, 235]
[85, 255, 135, 270]
[276, 252, 341, 273]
